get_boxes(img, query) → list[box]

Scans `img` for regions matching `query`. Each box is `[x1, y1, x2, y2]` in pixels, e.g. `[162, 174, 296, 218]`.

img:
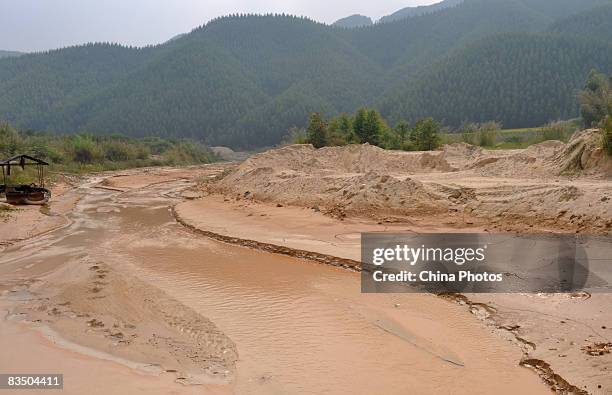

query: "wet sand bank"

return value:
[176, 193, 612, 394]
[0, 178, 81, 251]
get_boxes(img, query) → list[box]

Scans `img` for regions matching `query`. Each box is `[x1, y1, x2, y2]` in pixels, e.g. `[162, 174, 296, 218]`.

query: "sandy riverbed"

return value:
[0, 166, 548, 394]
[1, 131, 610, 394]
[176, 195, 612, 394]
[178, 130, 611, 393]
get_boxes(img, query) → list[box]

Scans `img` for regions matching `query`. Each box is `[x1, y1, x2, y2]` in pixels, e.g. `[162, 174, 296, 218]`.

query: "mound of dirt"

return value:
[216, 170, 449, 219]
[549, 129, 612, 177]
[467, 141, 565, 178]
[233, 143, 458, 175]
[466, 129, 611, 178]
[212, 144, 461, 217]
[209, 131, 611, 232]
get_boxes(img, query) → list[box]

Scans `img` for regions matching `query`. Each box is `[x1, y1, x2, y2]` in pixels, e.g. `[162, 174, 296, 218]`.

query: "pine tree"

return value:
[411, 118, 440, 151]
[394, 121, 410, 147]
[338, 114, 354, 142]
[363, 109, 384, 146]
[306, 113, 327, 148]
[353, 108, 368, 143]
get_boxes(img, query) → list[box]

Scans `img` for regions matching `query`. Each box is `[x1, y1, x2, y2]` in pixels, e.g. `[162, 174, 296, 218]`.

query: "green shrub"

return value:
[306, 113, 328, 148]
[578, 70, 611, 127]
[134, 145, 150, 160]
[0, 121, 216, 174]
[0, 122, 23, 157]
[410, 118, 441, 151]
[504, 135, 523, 144]
[458, 121, 501, 147]
[102, 140, 137, 162]
[461, 132, 476, 145]
[70, 135, 101, 164]
[378, 127, 400, 150]
[540, 121, 574, 142]
[142, 137, 173, 155]
[164, 141, 213, 165]
[476, 129, 497, 147]
[30, 142, 65, 164]
[602, 116, 612, 156]
[286, 127, 309, 144]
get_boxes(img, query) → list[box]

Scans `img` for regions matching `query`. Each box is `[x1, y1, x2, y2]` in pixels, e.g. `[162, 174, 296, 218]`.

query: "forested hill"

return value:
[0, 50, 23, 59]
[379, 0, 463, 23]
[332, 15, 373, 28]
[548, 3, 612, 41]
[379, 34, 612, 128]
[1, 0, 612, 148]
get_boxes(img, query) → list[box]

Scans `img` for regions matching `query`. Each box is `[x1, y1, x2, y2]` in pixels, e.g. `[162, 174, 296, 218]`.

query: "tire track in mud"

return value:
[171, 204, 591, 395]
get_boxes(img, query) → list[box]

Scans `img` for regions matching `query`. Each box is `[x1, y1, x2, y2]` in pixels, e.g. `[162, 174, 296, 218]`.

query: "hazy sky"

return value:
[0, 0, 436, 52]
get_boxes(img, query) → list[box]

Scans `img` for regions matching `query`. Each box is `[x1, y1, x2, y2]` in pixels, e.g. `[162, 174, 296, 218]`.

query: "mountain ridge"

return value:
[0, 50, 23, 59]
[332, 14, 373, 28]
[1, 0, 611, 148]
[379, 0, 464, 23]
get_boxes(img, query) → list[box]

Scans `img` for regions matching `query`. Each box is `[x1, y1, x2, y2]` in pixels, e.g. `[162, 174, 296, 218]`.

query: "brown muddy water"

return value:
[0, 178, 548, 394]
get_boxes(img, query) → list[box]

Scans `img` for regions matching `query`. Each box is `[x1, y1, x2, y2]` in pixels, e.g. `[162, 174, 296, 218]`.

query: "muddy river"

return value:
[0, 177, 548, 394]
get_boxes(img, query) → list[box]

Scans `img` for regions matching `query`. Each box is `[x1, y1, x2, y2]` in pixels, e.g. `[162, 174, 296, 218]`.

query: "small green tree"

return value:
[71, 135, 101, 164]
[603, 116, 612, 156]
[306, 113, 328, 148]
[0, 122, 22, 157]
[357, 109, 384, 146]
[352, 108, 368, 143]
[410, 118, 441, 151]
[393, 121, 411, 150]
[338, 114, 355, 143]
[578, 70, 612, 127]
[327, 115, 353, 146]
[394, 121, 409, 144]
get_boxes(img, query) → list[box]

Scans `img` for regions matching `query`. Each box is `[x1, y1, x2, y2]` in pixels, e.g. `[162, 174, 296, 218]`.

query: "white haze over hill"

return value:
[0, 0, 437, 52]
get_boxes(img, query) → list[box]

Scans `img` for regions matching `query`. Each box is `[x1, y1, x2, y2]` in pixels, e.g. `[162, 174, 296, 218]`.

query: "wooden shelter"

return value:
[0, 155, 51, 205]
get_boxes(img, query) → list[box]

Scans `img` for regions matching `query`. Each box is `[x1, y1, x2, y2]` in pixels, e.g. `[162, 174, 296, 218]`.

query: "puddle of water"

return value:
[126, 243, 436, 394]
[116, 207, 541, 395]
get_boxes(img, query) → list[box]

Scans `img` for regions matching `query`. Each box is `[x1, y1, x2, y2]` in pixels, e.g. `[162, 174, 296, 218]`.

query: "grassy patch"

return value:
[442, 120, 579, 149]
[0, 123, 217, 181]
